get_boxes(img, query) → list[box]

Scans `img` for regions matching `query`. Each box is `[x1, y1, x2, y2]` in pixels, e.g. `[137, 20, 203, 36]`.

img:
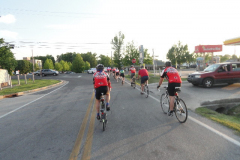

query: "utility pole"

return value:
[111, 51, 113, 68]
[32, 49, 35, 83]
[153, 49, 155, 77]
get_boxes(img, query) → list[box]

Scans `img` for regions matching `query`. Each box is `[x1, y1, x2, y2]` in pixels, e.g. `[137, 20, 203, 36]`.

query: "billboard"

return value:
[195, 45, 222, 53]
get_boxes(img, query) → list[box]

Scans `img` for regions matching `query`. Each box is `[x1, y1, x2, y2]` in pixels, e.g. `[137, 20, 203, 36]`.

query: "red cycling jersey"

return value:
[112, 69, 116, 72]
[138, 69, 148, 77]
[161, 67, 182, 83]
[130, 68, 136, 73]
[93, 71, 109, 88]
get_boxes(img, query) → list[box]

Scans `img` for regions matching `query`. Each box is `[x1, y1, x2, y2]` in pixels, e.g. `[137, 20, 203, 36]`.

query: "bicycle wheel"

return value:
[102, 113, 106, 131]
[174, 98, 188, 123]
[160, 93, 169, 114]
[145, 85, 149, 98]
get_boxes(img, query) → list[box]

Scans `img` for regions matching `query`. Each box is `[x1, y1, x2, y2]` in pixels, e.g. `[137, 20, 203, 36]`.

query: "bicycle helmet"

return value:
[96, 64, 104, 71]
[165, 61, 171, 67]
[131, 65, 134, 67]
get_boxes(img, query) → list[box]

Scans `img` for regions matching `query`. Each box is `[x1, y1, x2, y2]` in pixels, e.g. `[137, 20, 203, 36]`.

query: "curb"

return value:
[0, 80, 65, 100]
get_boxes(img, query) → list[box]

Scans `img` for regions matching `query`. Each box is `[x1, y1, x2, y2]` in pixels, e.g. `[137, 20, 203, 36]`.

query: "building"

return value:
[23, 57, 42, 69]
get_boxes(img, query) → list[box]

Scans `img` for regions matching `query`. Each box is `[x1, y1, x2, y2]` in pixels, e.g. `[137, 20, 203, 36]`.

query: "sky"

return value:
[1, 0, 240, 61]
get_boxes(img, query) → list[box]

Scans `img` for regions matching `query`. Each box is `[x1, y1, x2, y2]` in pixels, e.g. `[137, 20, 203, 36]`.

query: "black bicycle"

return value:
[100, 93, 107, 131]
[159, 86, 188, 123]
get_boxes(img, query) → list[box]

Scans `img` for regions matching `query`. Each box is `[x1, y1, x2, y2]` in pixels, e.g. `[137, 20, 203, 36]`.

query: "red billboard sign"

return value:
[195, 45, 222, 53]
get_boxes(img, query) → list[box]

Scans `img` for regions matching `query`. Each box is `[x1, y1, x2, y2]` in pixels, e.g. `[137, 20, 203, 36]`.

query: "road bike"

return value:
[100, 93, 107, 131]
[131, 76, 136, 89]
[159, 86, 188, 123]
[139, 80, 149, 98]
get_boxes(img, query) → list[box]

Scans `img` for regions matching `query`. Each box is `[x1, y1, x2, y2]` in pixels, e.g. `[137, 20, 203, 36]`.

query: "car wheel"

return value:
[53, 73, 56, 76]
[42, 73, 45, 77]
[203, 78, 213, 88]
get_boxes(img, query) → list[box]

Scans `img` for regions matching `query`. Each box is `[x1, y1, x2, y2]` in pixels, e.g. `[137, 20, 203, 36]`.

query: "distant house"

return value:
[23, 57, 42, 69]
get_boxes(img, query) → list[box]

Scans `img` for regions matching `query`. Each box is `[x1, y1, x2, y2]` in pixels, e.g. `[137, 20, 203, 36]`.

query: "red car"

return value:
[187, 62, 240, 88]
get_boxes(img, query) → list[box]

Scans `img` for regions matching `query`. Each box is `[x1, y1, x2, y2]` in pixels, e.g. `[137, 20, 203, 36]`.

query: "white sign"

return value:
[16, 71, 19, 74]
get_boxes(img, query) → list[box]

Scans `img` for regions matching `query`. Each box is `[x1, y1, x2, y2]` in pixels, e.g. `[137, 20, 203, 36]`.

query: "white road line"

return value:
[0, 81, 69, 119]
[78, 76, 81, 78]
[125, 80, 240, 147]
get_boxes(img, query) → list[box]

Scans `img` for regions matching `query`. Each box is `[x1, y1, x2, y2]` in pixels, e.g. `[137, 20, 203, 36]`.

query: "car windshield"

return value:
[203, 64, 221, 72]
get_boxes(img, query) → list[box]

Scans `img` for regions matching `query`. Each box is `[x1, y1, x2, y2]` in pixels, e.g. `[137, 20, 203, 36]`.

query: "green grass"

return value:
[0, 79, 60, 96]
[195, 106, 240, 135]
[125, 73, 187, 84]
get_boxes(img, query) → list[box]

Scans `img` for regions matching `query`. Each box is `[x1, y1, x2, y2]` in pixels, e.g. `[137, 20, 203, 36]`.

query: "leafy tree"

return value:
[98, 55, 111, 67]
[59, 60, 69, 72]
[81, 52, 97, 68]
[15, 60, 31, 74]
[143, 49, 153, 64]
[111, 31, 125, 69]
[34, 55, 55, 66]
[85, 61, 90, 70]
[232, 54, 238, 60]
[72, 54, 85, 73]
[57, 52, 77, 63]
[55, 63, 63, 72]
[122, 41, 139, 66]
[43, 58, 54, 69]
[67, 62, 72, 71]
[220, 54, 231, 62]
[166, 41, 190, 66]
[30, 63, 40, 72]
[0, 38, 17, 75]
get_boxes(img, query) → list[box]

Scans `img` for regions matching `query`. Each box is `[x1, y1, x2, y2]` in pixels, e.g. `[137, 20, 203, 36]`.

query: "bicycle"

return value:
[159, 86, 188, 123]
[131, 76, 136, 89]
[100, 93, 107, 131]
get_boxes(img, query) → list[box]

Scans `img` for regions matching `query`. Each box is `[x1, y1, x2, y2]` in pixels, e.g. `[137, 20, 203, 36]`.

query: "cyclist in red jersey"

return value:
[157, 61, 182, 116]
[93, 64, 112, 120]
[137, 66, 149, 94]
[112, 67, 116, 79]
[130, 65, 136, 84]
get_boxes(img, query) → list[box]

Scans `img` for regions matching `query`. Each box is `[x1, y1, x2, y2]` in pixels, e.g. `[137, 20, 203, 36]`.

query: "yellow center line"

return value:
[81, 100, 97, 160]
[68, 92, 95, 160]
[222, 83, 240, 90]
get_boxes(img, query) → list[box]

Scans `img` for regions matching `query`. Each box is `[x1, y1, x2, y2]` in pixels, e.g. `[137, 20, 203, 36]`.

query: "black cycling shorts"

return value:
[141, 76, 148, 84]
[168, 83, 181, 96]
[116, 72, 119, 76]
[131, 73, 135, 79]
[120, 73, 124, 77]
[95, 86, 109, 100]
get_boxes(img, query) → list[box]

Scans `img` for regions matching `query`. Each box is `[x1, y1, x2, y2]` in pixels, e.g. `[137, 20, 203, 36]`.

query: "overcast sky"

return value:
[1, 0, 240, 61]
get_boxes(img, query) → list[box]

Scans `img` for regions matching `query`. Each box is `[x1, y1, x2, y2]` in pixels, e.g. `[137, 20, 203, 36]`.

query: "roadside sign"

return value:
[132, 59, 136, 63]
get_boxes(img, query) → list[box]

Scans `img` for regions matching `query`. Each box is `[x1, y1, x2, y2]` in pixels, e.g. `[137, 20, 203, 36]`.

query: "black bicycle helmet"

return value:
[165, 61, 171, 67]
[96, 64, 104, 71]
[131, 65, 134, 67]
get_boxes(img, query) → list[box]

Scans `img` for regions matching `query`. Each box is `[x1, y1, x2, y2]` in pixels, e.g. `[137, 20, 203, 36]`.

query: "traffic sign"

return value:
[132, 59, 136, 63]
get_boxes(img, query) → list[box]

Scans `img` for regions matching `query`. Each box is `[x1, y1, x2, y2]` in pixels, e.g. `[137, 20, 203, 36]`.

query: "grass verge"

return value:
[0, 79, 60, 96]
[195, 106, 240, 135]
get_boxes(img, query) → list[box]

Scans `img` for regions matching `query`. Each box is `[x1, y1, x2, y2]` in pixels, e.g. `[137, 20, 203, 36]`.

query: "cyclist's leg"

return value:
[95, 87, 102, 119]
[141, 77, 145, 93]
[167, 83, 175, 112]
[105, 87, 110, 111]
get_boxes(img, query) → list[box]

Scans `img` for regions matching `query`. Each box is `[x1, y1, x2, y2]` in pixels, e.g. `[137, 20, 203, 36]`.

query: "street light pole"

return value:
[153, 49, 155, 77]
[32, 49, 35, 83]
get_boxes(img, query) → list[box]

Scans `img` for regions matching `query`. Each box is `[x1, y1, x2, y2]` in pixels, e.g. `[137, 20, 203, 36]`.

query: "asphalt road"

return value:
[0, 73, 240, 160]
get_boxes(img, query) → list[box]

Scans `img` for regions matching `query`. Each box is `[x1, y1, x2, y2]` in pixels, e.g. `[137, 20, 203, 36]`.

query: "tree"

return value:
[72, 54, 85, 73]
[220, 54, 231, 62]
[0, 38, 17, 75]
[111, 31, 125, 69]
[122, 41, 139, 66]
[232, 54, 238, 60]
[143, 49, 153, 64]
[85, 61, 90, 70]
[15, 60, 31, 74]
[98, 55, 111, 67]
[166, 41, 190, 67]
[59, 60, 69, 72]
[57, 52, 77, 63]
[34, 55, 55, 66]
[55, 63, 63, 72]
[43, 58, 54, 69]
[67, 62, 72, 71]
[81, 52, 97, 68]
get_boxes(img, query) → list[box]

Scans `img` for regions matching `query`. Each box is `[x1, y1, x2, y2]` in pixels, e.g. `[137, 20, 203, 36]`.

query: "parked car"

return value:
[65, 71, 76, 74]
[41, 69, 59, 76]
[34, 70, 41, 76]
[87, 68, 96, 74]
[187, 62, 240, 88]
